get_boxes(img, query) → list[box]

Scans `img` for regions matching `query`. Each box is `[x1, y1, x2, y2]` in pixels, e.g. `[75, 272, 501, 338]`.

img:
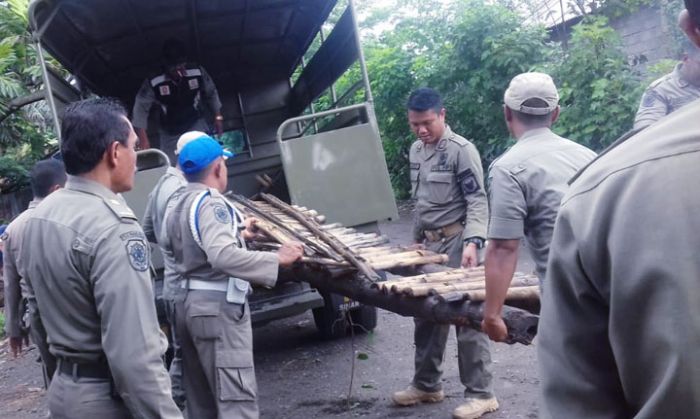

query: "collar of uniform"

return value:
[674, 63, 690, 88]
[437, 125, 455, 150]
[418, 125, 454, 155]
[166, 166, 185, 179]
[66, 175, 122, 200]
[184, 182, 210, 193]
[65, 175, 135, 218]
[517, 127, 553, 144]
[27, 198, 42, 209]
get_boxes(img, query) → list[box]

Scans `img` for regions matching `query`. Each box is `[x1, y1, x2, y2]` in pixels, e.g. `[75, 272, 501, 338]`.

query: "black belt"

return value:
[58, 358, 111, 379]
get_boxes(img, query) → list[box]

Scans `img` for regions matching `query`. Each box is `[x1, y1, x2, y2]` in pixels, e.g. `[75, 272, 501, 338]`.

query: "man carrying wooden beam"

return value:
[391, 87, 498, 419]
[481, 72, 595, 342]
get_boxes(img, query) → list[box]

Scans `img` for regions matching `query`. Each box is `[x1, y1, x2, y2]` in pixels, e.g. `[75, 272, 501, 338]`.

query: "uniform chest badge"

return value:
[159, 85, 171, 96]
[188, 78, 199, 90]
[126, 239, 149, 272]
[213, 204, 231, 224]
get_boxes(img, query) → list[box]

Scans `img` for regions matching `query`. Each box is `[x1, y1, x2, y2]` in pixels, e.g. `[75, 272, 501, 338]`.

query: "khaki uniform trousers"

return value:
[177, 289, 259, 419]
[412, 231, 494, 398]
[164, 298, 185, 408]
[48, 371, 131, 419]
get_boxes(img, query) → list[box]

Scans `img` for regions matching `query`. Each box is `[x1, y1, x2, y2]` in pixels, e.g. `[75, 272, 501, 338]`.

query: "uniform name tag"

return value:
[159, 85, 171, 96]
[189, 78, 199, 90]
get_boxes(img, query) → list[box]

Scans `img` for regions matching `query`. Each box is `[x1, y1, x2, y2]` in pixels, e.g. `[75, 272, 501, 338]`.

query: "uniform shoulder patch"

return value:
[641, 90, 661, 108]
[457, 168, 481, 195]
[213, 203, 232, 224]
[125, 238, 149, 272]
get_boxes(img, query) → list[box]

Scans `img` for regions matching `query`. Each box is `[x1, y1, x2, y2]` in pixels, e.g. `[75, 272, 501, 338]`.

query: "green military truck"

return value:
[28, 0, 398, 338]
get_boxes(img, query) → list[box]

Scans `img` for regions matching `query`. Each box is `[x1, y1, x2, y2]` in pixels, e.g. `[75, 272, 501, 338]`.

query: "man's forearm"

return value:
[135, 127, 151, 150]
[484, 239, 520, 319]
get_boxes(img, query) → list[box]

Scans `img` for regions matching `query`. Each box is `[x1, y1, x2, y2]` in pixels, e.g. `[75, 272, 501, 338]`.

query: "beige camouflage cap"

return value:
[504, 72, 559, 115]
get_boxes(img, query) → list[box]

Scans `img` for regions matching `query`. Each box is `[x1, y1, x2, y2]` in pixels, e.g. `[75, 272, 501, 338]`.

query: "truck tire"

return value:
[350, 304, 377, 333]
[312, 292, 348, 340]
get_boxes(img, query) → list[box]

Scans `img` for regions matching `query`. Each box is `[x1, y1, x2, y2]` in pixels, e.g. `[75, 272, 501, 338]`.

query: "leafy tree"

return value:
[356, 0, 549, 197]
[549, 16, 643, 150]
[0, 0, 56, 191]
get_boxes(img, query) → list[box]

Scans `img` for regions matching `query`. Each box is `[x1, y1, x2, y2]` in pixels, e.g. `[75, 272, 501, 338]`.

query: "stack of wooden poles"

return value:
[226, 192, 539, 305]
[374, 267, 539, 303]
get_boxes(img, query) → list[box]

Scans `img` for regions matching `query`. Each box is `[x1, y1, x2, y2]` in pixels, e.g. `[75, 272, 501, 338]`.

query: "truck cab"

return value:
[29, 0, 398, 338]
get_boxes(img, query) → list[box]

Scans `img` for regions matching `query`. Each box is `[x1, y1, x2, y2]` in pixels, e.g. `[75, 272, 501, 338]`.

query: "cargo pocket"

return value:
[426, 172, 455, 204]
[216, 350, 257, 402]
[188, 303, 221, 340]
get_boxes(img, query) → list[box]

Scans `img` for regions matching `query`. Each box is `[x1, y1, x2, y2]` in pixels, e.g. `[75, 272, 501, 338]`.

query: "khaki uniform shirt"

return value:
[487, 128, 596, 280]
[21, 176, 181, 419]
[164, 183, 278, 286]
[142, 167, 186, 300]
[633, 63, 700, 130]
[3, 199, 40, 338]
[539, 101, 700, 418]
[409, 126, 488, 242]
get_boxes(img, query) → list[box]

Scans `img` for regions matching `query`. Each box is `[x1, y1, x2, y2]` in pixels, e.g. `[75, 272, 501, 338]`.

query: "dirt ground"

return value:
[0, 204, 539, 419]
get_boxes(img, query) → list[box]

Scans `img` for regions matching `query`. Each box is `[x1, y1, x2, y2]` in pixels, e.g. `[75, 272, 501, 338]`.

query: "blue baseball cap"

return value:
[178, 135, 234, 174]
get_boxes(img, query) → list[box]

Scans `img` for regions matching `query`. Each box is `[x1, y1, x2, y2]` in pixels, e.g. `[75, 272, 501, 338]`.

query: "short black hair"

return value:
[162, 38, 187, 66]
[510, 98, 555, 127]
[687, 0, 700, 28]
[30, 159, 66, 198]
[183, 161, 217, 183]
[407, 88, 443, 113]
[60, 98, 131, 175]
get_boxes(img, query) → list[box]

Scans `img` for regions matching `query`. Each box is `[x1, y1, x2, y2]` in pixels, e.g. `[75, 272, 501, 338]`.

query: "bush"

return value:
[550, 16, 644, 150]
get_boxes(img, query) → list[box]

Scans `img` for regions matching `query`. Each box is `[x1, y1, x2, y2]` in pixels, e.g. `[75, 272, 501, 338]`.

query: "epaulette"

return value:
[448, 136, 470, 147]
[104, 195, 137, 220]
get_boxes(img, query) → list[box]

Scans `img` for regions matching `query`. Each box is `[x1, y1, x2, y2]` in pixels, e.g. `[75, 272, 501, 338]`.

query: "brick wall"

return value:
[609, 4, 678, 71]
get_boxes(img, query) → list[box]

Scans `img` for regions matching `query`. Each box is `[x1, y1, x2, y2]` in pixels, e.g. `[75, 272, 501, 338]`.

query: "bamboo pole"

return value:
[227, 194, 341, 260]
[370, 254, 448, 270]
[260, 193, 381, 281]
[465, 286, 540, 302]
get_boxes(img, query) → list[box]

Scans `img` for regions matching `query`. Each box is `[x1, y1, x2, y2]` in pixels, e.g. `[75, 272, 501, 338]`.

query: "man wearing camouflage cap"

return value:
[481, 72, 595, 343]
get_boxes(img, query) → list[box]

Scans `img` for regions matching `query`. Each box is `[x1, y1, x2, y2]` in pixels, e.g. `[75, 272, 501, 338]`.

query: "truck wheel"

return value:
[350, 304, 377, 333]
[312, 292, 348, 340]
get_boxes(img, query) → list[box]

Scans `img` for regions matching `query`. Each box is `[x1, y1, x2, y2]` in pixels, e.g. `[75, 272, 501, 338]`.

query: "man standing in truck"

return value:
[392, 87, 498, 419]
[132, 38, 224, 165]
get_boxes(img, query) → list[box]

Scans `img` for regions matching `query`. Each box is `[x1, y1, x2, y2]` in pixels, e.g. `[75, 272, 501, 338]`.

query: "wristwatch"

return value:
[464, 237, 485, 249]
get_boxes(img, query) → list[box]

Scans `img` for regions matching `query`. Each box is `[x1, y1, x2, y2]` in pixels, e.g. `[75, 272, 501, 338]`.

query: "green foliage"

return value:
[646, 59, 677, 79]
[0, 0, 57, 191]
[350, 0, 549, 197]
[0, 311, 5, 338]
[550, 16, 642, 150]
[325, 0, 647, 198]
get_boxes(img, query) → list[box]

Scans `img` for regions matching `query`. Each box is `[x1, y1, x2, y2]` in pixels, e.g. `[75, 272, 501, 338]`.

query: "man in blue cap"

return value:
[163, 135, 303, 419]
